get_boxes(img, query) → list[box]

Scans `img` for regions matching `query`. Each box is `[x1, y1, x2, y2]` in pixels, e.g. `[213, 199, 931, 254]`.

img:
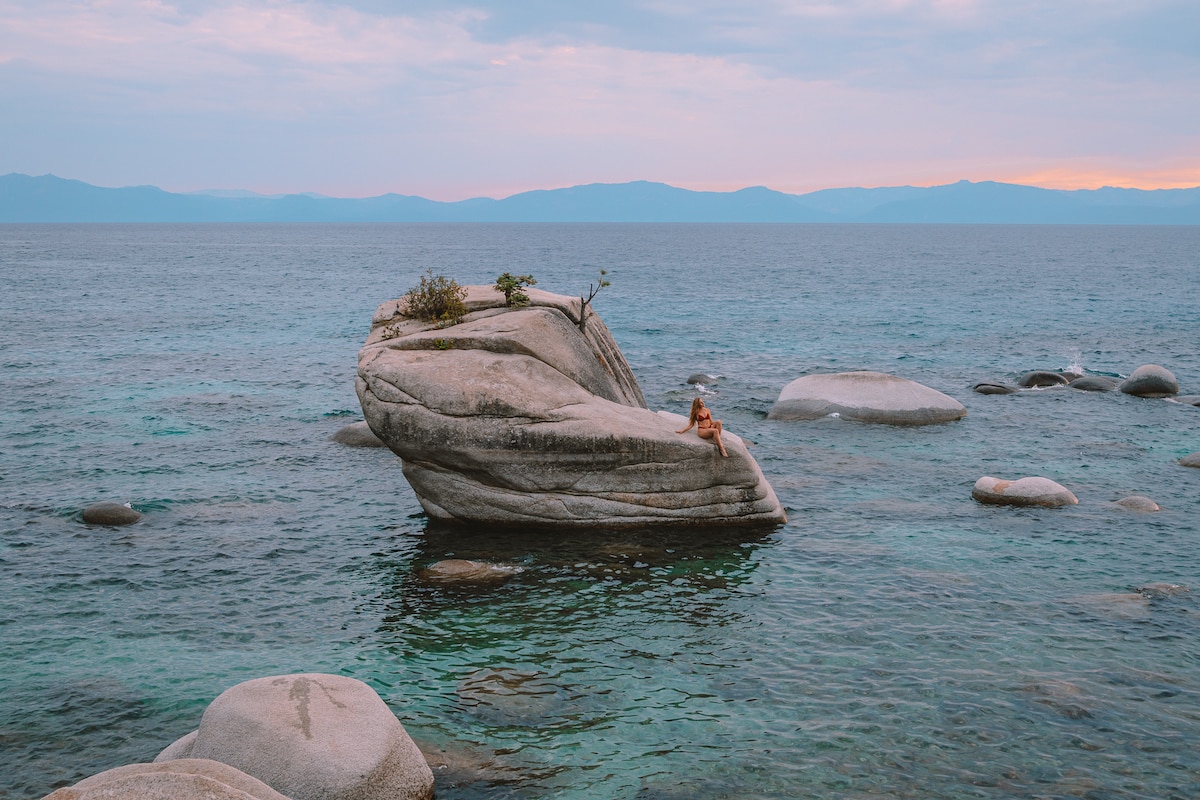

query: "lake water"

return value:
[2, 223, 1199, 799]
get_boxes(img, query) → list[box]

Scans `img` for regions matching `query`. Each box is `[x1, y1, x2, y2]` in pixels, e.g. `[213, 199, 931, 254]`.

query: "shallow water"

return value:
[2, 223, 1199, 799]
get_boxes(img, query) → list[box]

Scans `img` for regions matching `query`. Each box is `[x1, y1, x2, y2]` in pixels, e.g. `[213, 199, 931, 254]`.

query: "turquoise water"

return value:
[2, 223, 1199, 799]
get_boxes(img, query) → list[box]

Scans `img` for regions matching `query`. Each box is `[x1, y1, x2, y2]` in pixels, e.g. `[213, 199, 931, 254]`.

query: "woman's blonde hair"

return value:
[687, 397, 704, 424]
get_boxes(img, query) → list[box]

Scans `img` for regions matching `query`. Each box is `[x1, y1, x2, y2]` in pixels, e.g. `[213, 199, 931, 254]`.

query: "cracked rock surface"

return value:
[356, 286, 785, 528]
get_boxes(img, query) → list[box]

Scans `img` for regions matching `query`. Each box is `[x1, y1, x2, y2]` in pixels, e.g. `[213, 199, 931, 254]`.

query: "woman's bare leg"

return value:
[698, 427, 728, 457]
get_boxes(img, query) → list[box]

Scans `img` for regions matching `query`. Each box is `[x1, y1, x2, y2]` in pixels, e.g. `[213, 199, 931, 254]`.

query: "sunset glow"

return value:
[1, 0, 1196, 199]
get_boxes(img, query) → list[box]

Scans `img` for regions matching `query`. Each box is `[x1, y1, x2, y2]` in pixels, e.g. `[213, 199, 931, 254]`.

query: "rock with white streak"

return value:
[155, 674, 432, 800]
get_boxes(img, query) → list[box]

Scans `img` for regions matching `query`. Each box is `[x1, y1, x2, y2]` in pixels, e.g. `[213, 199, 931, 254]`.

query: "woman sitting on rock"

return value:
[677, 397, 728, 457]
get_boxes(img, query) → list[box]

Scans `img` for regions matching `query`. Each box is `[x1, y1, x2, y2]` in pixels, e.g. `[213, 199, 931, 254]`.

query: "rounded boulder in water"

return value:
[1119, 364, 1179, 398]
[768, 371, 966, 425]
[1115, 495, 1160, 512]
[972, 476, 1078, 508]
[1017, 370, 1071, 388]
[686, 373, 717, 385]
[973, 381, 1017, 395]
[156, 673, 434, 800]
[81, 502, 142, 526]
[1180, 452, 1200, 468]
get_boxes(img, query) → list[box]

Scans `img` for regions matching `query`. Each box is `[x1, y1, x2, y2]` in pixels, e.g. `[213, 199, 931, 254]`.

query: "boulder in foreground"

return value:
[767, 371, 966, 425]
[44, 759, 290, 800]
[357, 286, 785, 528]
[156, 673, 432, 800]
[972, 476, 1078, 508]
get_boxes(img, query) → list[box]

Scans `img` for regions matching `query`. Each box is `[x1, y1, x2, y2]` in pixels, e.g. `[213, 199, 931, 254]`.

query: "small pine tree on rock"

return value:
[494, 273, 537, 307]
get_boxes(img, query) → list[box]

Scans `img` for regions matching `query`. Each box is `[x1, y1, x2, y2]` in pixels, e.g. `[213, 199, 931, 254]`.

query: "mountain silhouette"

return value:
[3, 173, 1198, 223]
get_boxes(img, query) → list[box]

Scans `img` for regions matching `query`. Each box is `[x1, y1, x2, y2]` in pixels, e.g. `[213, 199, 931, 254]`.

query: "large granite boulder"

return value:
[44, 759, 291, 800]
[1119, 364, 1179, 397]
[356, 286, 785, 527]
[767, 371, 966, 425]
[972, 476, 1078, 508]
[155, 674, 432, 800]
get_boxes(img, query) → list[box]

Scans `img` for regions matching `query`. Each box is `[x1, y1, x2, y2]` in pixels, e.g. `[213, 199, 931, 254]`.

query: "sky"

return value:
[1, 0, 1198, 200]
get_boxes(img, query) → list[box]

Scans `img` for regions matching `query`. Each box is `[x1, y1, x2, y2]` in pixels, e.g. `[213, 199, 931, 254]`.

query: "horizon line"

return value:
[9, 172, 1200, 204]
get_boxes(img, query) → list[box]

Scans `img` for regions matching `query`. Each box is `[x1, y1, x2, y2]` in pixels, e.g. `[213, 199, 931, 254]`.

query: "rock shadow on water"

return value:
[387, 521, 772, 594]
[367, 522, 774, 649]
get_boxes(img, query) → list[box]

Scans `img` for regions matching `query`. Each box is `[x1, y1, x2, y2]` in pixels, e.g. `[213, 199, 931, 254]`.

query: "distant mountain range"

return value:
[3, 172, 1199, 224]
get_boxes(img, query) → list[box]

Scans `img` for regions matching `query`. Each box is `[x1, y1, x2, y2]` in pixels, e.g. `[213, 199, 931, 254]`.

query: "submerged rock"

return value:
[686, 372, 716, 385]
[456, 668, 569, 726]
[357, 286, 784, 528]
[1068, 592, 1152, 619]
[331, 420, 387, 447]
[1021, 680, 1094, 719]
[156, 673, 433, 800]
[1017, 371, 1071, 388]
[417, 559, 523, 586]
[972, 476, 1078, 508]
[1069, 376, 1119, 392]
[1119, 364, 1179, 397]
[1136, 582, 1188, 598]
[81, 502, 142, 526]
[767, 371, 966, 425]
[1180, 452, 1200, 468]
[1115, 495, 1159, 512]
[1172, 395, 1200, 407]
[44, 759, 290, 800]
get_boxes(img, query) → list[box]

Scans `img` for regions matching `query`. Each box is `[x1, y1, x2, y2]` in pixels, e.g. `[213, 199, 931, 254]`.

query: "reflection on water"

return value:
[361, 524, 774, 798]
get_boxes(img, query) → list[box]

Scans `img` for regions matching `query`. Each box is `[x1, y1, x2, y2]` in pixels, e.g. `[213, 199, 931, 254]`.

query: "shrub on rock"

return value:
[972, 476, 1078, 508]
